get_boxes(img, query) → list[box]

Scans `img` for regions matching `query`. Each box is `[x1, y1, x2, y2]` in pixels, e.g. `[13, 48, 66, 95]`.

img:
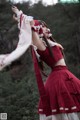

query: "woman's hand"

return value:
[11, 6, 20, 22]
[56, 43, 64, 50]
[11, 6, 19, 14]
[13, 14, 18, 22]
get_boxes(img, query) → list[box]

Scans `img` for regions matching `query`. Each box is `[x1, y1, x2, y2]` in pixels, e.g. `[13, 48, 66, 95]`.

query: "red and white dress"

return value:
[37, 46, 80, 120]
[32, 20, 80, 120]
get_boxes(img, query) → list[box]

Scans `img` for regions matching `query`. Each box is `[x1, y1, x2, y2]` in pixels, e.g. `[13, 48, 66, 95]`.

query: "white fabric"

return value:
[39, 112, 80, 120]
[0, 11, 32, 71]
[0, 9, 60, 71]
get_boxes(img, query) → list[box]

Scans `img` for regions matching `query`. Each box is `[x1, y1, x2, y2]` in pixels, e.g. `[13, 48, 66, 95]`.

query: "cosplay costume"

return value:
[0, 9, 80, 120]
[37, 48, 80, 120]
[31, 20, 80, 120]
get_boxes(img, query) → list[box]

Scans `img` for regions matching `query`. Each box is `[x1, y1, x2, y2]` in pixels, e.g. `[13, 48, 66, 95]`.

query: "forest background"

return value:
[0, 0, 80, 120]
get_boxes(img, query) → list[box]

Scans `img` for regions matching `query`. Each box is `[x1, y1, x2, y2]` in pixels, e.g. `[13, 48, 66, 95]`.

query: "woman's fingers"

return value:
[13, 14, 18, 22]
[12, 6, 17, 12]
[11, 6, 19, 14]
[57, 43, 64, 50]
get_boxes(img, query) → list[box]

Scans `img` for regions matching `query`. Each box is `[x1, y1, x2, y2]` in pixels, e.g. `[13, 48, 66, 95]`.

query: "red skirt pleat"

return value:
[38, 66, 80, 116]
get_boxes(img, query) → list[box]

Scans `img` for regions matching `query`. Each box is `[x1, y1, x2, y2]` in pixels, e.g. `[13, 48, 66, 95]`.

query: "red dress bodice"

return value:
[37, 46, 63, 69]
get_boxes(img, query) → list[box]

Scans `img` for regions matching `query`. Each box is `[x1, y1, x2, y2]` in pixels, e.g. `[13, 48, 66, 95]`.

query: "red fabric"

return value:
[31, 41, 80, 116]
[37, 46, 63, 69]
[37, 47, 80, 116]
[34, 20, 41, 26]
[32, 20, 42, 34]
[31, 47, 51, 115]
[38, 66, 80, 115]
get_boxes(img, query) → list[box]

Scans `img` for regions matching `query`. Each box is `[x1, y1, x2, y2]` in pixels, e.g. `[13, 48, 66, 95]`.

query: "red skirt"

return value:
[38, 65, 80, 116]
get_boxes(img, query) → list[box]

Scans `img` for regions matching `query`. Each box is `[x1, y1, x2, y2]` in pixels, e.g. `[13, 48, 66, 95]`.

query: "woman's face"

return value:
[42, 26, 48, 34]
[42, 26, 49, 37]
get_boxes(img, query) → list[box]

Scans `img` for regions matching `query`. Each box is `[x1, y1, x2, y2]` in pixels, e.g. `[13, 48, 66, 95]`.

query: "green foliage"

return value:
[0, 70, 39, 120]
[0, 1, 80, 120]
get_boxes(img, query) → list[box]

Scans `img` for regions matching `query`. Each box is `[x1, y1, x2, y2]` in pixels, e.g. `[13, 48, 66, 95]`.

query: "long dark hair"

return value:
[39, 20, 56, 57]
[39, 20, 65, 57]
[37, 20, 54, 76]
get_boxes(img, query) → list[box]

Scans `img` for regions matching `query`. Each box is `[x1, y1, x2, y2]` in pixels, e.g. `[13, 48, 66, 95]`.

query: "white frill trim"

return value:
[40, 112, 80, 120]
[39, 106, 77, 114]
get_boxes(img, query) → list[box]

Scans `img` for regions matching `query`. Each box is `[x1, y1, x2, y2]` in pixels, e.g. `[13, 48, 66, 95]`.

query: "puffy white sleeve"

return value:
[0, 11, 33, 71]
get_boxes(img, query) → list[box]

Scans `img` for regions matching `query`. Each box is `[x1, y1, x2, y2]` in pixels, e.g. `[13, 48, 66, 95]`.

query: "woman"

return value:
[12, 6, 80, 120]
[0, 6, 80, 120]
[30, 20, 80, 120]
